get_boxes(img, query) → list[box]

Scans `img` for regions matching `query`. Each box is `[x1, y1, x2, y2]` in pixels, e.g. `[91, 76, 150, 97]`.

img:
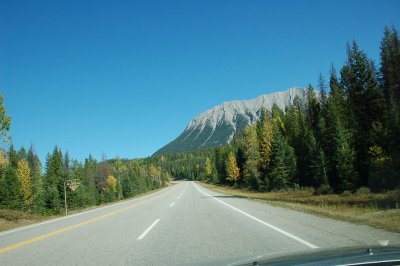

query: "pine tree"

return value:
[0, 150, 10, 207]
[268, 123, 296, 191]
[24, 147, 45, 212]
[214, 147, 228, 183]
[96, 154, 111, 193]
[325, 77, 358, 192]
[44, 147, 64, 212]
[8, 145, 19, 169]
[305, 85, 322, 138]
[4, 166, 23, 209]
[334, 120, 358, 192]
[341, 41, 386, 188]
[378, 26, 400, 189]
[380, 26, 400, 106]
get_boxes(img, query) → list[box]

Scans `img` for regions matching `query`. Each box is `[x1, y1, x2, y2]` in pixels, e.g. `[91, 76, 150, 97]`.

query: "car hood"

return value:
[227, 245, 400, 266]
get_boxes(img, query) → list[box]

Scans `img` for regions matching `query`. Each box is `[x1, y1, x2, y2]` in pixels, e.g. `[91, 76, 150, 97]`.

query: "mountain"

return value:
[154, 87, 306, 155]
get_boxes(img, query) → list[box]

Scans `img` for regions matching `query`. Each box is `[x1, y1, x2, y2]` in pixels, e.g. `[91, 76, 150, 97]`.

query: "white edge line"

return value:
[169, 202, 175, 208]
[0, 185, 171, 237]
[193, 183, 319, 249]
[137, 219, 160, 240]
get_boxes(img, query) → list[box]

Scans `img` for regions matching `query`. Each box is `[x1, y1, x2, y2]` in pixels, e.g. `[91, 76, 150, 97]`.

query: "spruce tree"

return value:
[44, 147, 64, 213]
[341, 41, 386, 188]
[268, 122, 296, 191]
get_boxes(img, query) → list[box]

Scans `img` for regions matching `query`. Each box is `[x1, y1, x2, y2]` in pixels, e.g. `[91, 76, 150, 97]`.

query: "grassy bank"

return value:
[0, 184, 173, 232]
[198, 182, 400, 232]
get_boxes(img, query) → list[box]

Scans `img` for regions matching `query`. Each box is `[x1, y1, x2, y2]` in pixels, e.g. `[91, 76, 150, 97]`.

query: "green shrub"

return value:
[355, 187, 371, 196]
[341, 190, 352, 197]
[316, 184, 333, 195]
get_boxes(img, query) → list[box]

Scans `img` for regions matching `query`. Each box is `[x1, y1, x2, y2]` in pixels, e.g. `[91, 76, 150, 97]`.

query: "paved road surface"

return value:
[1, 181, 399, 265]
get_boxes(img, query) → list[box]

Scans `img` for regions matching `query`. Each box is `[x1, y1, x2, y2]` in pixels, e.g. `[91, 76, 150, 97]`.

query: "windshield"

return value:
[0, 1, 399, 265]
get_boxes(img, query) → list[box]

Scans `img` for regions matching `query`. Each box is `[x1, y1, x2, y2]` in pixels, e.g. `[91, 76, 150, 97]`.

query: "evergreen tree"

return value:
[0, 150, 7, 207]
[96, 154, 111, 193]
[27, 145, 46, 213]
[334, 120, 358, 192]
[4, 166, 23, 209]
[214, 147, 228, 183]
[305, 85, 322, 138]
[268, 123, 296, 191]
[44, 147, 64, 212]
[8, 145, 19, 169]
[375, 26, 400, 190]
[380, 26, 400, 106]
[341, 41, 386, 188]
[325, 78, 358, 192]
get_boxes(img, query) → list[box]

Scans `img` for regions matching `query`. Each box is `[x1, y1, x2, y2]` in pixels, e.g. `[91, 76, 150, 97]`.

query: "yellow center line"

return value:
[0, 185, 178, 254]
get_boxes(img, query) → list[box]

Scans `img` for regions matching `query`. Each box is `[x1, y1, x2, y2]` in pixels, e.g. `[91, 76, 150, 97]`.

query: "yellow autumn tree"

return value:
[103, 175, 117, 201]
[259, 109, 274, 177]
[204, 157, 213, 180]
[148, 164, 161, 179]
[106, 175, 117, 193]
[226, 152, 240, 186]
[17, 158, 32, 208]
[0, 150, 9, 186]
[0, 150, 8, 168]
[148, 164, 161, 188]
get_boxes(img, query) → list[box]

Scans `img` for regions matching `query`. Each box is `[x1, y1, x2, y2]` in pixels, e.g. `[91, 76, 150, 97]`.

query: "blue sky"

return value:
[1, 0, 399, 163]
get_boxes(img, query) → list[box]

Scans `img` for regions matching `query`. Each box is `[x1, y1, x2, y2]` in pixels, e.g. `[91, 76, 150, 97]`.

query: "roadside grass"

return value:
[198, 182, 400, 232]
[0, 183, 174, 232]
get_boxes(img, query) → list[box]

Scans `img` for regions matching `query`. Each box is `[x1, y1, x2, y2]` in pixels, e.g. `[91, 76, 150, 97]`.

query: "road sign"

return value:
[66, 179, 80, 191]
[64, 179, 81, 215]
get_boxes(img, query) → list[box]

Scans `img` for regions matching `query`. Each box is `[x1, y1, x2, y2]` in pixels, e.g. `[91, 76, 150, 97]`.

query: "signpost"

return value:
[64, 179, 81, 215]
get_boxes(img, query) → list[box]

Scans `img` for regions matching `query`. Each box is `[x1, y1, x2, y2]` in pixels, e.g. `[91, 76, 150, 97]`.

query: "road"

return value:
[1, 181, 399, 265]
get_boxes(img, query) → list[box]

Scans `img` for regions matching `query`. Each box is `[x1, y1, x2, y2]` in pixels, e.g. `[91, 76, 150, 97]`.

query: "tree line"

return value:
[0, 143, 170, 214]
[152, 26, 400, 194]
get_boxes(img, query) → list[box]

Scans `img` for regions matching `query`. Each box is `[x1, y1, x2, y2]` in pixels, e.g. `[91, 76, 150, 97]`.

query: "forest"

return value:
[0, 26, 399, 216]
[150, 26, 400, 194]
[0, 143, 170, 214]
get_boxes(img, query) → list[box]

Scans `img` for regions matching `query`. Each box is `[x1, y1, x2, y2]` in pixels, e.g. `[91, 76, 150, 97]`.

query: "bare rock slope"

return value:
[154, 87, 306, 155]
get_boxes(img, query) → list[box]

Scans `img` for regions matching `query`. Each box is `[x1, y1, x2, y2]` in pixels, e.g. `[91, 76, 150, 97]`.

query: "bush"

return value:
[315, 184, 332, 195]
[341, 190, 352, 197]
[387, 190, 400, 207]
[355, 187, 371, 196]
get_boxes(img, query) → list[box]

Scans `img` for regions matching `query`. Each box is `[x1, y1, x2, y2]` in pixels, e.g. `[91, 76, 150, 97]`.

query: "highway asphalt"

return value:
[1, 181, 399, 265]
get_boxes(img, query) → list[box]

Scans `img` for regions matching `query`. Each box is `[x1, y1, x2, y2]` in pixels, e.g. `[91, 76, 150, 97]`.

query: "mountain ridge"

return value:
[154, 87, 306, 155]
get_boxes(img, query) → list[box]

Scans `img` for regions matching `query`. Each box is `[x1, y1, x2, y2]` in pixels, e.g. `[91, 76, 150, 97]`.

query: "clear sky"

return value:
[1, 0, 399, 163]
